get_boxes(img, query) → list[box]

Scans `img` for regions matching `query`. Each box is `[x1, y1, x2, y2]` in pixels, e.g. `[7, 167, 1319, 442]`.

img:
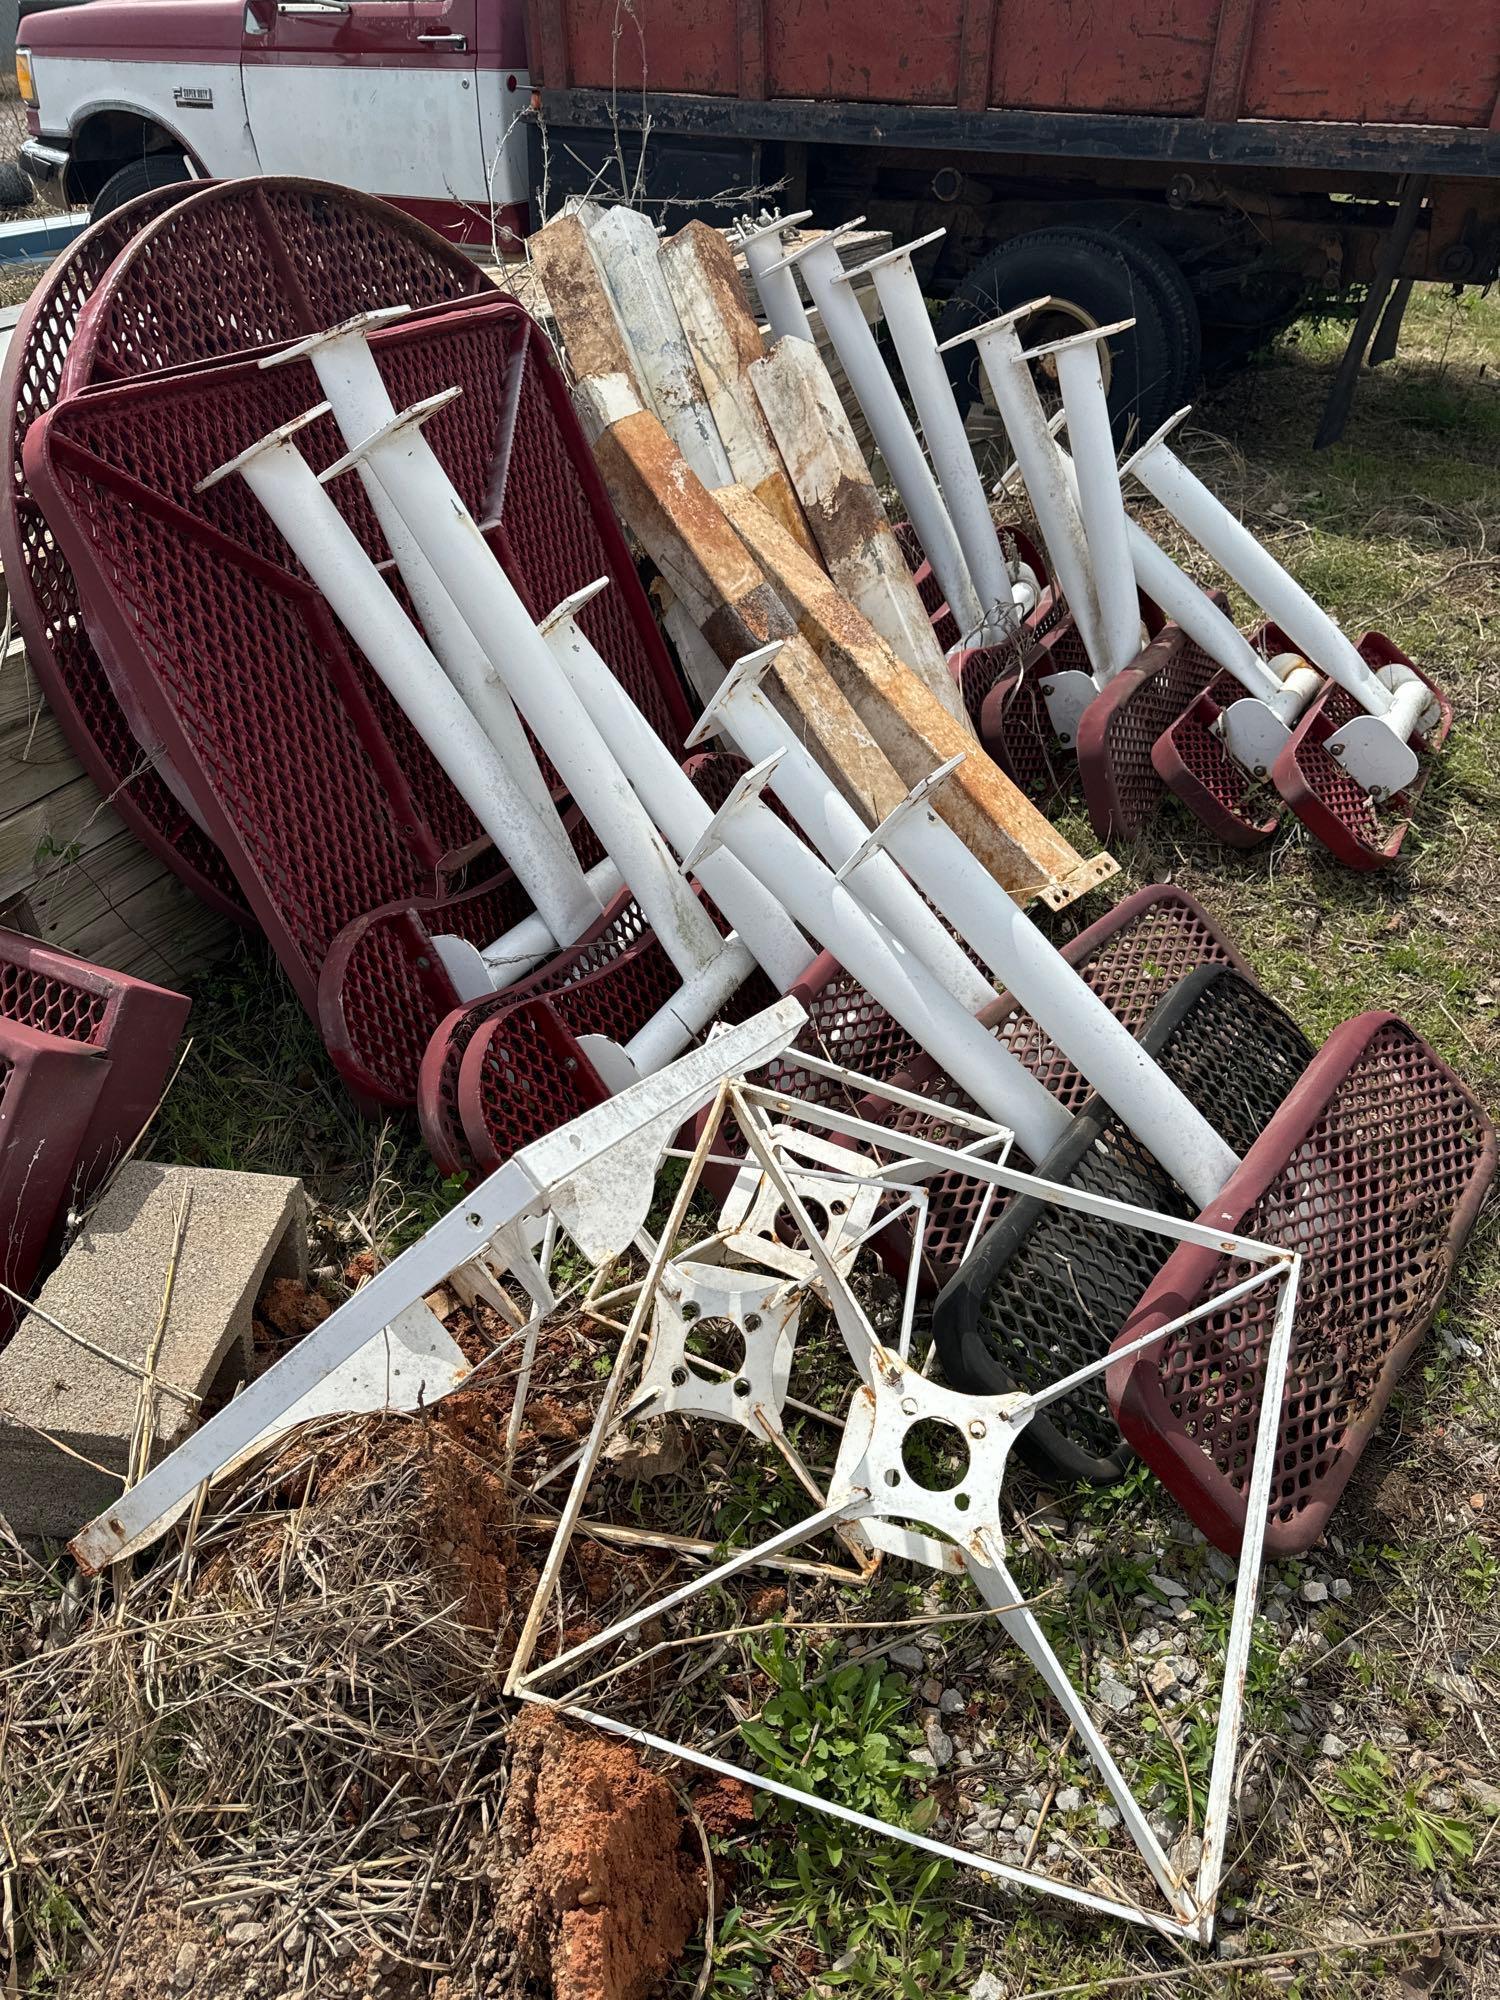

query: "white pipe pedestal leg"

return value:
[773, 221, 985, 643]
[198, 410, 612, 981]
[321, 389, 734, 995]
[539, 583, 813, 994]
[684, 646, 996, 1017]
[846, 231, 1019, 644]
[258, 311, 616, 995]
[942, 304, 1109, 734]
[994, 406, 1326, 780]
[1123, 522, 1323, 774]
[1123, 411, 1440, 797]
[692, 649, 1238, 1207]
[733, 210, 816, 344]
[844, 757, 1241, 1208]
[1033, 320, 1144, 682]
[682, 761, 1074, 1162]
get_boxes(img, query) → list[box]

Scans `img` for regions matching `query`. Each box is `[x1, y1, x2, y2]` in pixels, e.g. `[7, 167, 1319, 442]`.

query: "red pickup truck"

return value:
[15, 0, 1500, 423]
[16, 0, 533, 247]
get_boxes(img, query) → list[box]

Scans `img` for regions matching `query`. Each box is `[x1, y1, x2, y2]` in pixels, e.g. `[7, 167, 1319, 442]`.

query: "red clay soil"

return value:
[499, 1708, 705, 2000]
[690, 1775, 756, 1838]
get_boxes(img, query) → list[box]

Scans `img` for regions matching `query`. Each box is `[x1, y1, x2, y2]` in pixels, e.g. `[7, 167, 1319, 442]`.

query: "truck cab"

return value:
[15, 0, 532, 247]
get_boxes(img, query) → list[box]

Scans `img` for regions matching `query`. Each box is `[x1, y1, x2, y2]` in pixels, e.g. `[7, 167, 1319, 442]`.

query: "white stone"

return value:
[1097, 1673, 1136, 1714]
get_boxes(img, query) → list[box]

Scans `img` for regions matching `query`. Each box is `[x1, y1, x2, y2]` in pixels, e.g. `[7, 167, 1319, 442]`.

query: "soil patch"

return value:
[499, 1708, 705, 2000]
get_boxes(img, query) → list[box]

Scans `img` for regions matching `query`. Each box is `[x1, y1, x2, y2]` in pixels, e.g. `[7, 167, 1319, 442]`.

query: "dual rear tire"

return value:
[936, 223, 1201, 448]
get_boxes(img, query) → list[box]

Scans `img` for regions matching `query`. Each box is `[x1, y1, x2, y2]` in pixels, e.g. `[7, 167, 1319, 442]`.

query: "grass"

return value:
[2, 283, 1497, 1999]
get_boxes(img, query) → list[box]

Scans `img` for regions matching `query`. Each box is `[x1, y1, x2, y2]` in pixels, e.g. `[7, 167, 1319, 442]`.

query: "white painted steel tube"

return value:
[855, 234, 1018, 643]
[1046, 326, 1142, 681]
[1122, 522, 1310, 719]
[735, 211, 816, 344]
[330, 393, 729, 988]
[688, 657, 996, 1015]
[950, 308, 1110, 675]
[622, 943, 758, 1074]
[865, 774, 1239, 1207]
[448, 855, 623, 995]
[1008, 407, 1322, 729]
[540, 586, 814, 992]
[1123, 417, 1404, 721]
[263, 315, 593, 913]
[201, 416, 606, 955]
[696, 782, 1073, 1161]
[779, 227, 985, 642]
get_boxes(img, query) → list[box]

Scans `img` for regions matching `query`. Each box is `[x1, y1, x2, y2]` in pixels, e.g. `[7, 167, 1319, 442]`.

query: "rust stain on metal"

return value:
[593, 410, 764, 624]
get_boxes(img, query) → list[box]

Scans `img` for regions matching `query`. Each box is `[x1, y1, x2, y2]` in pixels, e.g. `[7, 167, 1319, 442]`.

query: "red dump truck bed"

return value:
[523, 0, 1497, 438]
[525, 0, 1499, 169]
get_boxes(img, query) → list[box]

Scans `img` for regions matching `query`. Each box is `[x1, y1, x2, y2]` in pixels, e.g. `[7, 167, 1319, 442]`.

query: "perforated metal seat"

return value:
[1109, 1013, 1495, 1556]
[930, 965, 1314, 1483]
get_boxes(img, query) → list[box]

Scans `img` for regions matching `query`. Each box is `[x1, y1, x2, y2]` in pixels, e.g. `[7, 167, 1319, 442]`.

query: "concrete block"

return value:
[0, 1163, 305, 1539]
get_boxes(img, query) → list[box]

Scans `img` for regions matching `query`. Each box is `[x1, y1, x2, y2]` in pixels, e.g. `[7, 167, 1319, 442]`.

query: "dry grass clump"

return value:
[0, 1357, 700, 2000]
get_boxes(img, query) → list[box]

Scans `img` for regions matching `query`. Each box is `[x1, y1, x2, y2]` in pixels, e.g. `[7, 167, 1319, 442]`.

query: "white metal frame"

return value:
[506, 1071, 1302, 1943]
[69, 1002, 812, 1573]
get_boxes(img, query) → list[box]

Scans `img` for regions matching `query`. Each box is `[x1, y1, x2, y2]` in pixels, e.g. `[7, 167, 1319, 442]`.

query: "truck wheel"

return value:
[1101, 226, 1201, 408]
[936, 226, 1179, 446]
[89, 155, 192, 225]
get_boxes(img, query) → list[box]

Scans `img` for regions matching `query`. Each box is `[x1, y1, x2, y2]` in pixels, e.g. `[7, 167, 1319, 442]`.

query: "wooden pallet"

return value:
[0, 594, 237, 984]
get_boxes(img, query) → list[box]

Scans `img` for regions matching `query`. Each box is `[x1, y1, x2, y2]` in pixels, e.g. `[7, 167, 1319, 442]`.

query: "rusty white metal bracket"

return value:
[508, 1071, 1301, 1943]
[68, 1001, 809, 1574]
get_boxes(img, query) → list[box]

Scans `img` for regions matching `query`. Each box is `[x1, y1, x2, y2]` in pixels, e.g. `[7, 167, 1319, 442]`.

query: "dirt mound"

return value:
[499, 1708, 705, 2000]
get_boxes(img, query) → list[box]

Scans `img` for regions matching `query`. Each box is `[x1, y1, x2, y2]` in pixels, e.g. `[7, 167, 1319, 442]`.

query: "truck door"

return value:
[240, 0, 487, 243]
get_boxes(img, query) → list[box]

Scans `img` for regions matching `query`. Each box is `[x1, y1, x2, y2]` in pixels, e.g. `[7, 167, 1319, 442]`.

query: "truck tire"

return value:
[936, 226, 1179, 445]
[89, 154, 191, 225]
[1103, 226, 1202, 409]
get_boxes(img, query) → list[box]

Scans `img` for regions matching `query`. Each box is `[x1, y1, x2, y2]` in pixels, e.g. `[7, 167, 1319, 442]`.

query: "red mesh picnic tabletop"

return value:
[1109, 1013, 1494, 1556]
[26, 293, 690, 1104]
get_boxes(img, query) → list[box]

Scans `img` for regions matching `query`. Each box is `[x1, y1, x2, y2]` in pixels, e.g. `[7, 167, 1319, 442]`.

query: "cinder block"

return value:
[0, 1163, 305, 1540]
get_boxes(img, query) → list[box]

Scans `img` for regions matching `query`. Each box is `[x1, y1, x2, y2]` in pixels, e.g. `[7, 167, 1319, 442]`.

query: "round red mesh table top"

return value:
[3, 177, 496, 927]
[0, 182, 250, 919]
[59, 177, 491, 395]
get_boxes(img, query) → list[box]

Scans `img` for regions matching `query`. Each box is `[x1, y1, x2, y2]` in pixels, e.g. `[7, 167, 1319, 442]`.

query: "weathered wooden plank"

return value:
[527, 212, 651, 398]
[591, 406, 907, 820]
[714, 484, 1118, 910]
[0, 700, 78, 817]
[749, 335, 971, 732]
[659, 220, 817, 556]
